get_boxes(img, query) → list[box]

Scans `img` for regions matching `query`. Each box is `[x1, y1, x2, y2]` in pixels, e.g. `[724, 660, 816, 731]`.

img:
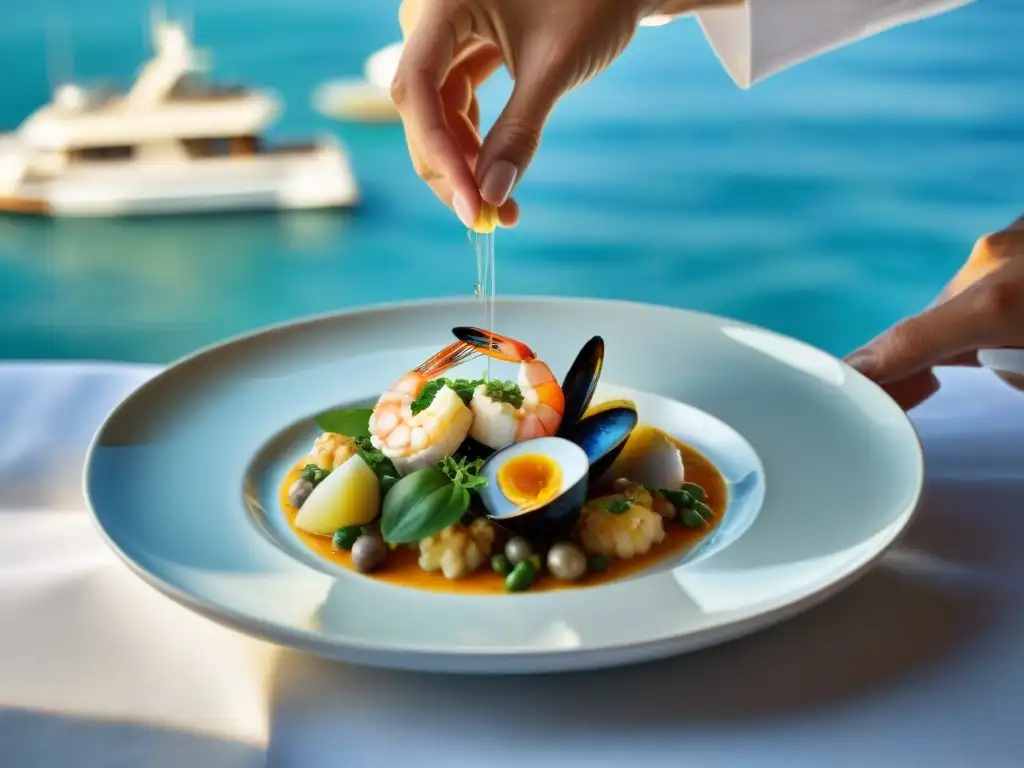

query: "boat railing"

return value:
[259, 141, 320, 156]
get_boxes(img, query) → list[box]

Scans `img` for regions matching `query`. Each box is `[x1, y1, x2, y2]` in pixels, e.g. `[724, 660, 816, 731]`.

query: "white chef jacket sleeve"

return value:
[692, 0, 975, 88]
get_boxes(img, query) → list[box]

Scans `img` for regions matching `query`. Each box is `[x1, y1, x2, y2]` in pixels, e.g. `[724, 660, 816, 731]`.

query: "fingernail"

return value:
[480, 161, 518, 206]
[452, 192, 475, 228]
[845, 349, 878, 376]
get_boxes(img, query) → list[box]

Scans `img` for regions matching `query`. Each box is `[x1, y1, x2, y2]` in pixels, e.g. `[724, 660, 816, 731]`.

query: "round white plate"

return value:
[83, 297, 923, 674]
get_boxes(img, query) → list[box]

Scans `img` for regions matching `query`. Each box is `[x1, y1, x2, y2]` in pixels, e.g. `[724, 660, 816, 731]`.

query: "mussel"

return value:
[557, 335, 605, 435]
[477, 436, 590, 544]
[476, 408, 638, 544]
[561, 406, 638, 482]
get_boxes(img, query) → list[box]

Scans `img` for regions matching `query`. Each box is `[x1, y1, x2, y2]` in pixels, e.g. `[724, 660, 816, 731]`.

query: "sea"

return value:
[0, 0, 1021, 363]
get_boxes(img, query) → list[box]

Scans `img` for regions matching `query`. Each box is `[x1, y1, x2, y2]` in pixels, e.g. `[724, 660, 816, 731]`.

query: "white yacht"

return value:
[312, 42, 401, 123]
[0, 20, 359, 217]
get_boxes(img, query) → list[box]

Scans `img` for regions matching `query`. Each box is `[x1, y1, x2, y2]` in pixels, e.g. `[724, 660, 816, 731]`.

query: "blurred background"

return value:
[0, 0, 1020, 363]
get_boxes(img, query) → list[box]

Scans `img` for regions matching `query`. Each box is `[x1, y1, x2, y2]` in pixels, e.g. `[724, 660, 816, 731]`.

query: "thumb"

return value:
[846, 288, 993, 382]
[476, 73, 561, 206]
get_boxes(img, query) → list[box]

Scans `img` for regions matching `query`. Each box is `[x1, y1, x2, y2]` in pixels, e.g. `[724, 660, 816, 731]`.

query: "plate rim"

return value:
[81, 296, 926, 672]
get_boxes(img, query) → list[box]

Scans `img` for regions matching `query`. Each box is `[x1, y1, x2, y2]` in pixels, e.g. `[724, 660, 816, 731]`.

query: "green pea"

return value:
[505, 560, 536, 592]
[332, 526, 361, 551]
[693, 500, 715, 521]
[528, 553, 543, 573]
[588, 555, 608, 573]
[491, 553, 513, 576]
[681, 507, 707, 528]
[380, 475, 399, 494]
[680, 483, 706, 503]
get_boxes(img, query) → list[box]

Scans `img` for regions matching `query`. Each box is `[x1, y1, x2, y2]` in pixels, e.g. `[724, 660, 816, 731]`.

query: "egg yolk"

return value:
[497, 453, 562, 510]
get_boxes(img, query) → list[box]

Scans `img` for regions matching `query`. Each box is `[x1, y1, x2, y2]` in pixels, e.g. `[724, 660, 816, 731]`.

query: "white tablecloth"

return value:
[1, 362, 1022, 767]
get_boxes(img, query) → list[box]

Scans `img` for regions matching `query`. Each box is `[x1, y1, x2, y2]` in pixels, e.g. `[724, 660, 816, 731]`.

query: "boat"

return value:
[312, 42, 401, 124]
[0, 18, 359, 217]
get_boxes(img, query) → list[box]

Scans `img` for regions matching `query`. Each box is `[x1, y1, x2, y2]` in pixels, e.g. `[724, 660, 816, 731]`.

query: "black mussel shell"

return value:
[453, 436, 496, 464]
[557, 336, 605, 436]
[477, 436, 591, 548]
[487, 476, 588, 547]
[561, 406, 638, 481]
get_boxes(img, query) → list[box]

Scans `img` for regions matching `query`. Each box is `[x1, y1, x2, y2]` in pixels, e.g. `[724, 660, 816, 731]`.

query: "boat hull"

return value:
[0, 143, 358, 218]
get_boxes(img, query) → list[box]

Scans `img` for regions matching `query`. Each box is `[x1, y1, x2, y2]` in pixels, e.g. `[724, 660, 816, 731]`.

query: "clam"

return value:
[557, 335, 604, 435]
[602, 424, 685, 490]
[561, 406, 638, 482]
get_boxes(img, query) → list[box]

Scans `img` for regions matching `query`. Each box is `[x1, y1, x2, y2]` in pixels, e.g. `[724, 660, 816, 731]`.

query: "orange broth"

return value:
[280, 438, 726, 594]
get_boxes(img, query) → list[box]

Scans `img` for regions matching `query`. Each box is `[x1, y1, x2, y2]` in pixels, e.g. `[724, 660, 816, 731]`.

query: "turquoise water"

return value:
[0, 0, 1021, 363]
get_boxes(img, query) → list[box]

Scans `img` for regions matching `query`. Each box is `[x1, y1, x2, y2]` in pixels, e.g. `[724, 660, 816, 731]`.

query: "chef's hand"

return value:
[391, 0, 688, 228]
[846, 214, 1024, 409]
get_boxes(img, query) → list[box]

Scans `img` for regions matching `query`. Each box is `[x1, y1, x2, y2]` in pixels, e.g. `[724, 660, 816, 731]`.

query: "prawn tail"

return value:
[452, 327, 536, 363]
[415, 341, 478, 379]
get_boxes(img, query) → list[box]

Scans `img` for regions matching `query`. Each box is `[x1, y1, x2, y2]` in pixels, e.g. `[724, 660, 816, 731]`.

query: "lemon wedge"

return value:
[472, 203, 499, 234]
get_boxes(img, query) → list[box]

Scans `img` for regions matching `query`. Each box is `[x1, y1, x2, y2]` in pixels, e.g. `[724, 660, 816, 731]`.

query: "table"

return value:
[1, 362, 1022, 767]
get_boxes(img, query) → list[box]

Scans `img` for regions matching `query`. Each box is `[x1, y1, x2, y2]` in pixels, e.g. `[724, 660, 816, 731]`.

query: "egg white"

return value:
[478, 436, 589, 520]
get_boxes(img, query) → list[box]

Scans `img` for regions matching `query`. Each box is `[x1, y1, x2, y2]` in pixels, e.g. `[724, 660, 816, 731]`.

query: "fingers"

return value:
[845, 283, 999, 383]
[476, 68, 563, 206]
[880, 370, 941, 411]
[392, 13, 482, 226]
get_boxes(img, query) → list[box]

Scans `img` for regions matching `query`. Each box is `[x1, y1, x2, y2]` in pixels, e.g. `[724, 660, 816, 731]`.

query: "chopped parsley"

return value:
[353, 436, 398, 482]
[410, 377, 483, 415]
[484, 379, 524, 409]
[409, 377, 523, 415]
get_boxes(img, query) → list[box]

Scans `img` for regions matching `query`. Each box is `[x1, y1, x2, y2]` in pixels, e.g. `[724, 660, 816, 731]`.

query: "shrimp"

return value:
[452, 327, 566, 450]
[369, 341, 478, 476]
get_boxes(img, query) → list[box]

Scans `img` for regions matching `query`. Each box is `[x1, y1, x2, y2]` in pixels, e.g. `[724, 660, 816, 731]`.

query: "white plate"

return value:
[84, 297, 923, 674]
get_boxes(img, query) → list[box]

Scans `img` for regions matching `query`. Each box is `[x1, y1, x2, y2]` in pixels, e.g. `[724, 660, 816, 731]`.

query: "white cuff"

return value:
[695, 0, 975, 89]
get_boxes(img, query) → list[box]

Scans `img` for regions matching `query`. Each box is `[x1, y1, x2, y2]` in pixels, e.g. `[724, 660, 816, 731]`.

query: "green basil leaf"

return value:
[314, 408, 373, 438]
[380, 467, 470, 544]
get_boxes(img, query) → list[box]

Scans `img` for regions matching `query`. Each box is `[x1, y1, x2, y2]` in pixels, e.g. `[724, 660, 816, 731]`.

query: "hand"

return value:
[846, 214, 1024, 410]
[391, 0, 666, 228]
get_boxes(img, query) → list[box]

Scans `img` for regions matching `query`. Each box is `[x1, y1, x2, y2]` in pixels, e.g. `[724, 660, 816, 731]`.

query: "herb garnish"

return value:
[440, 455, 487, 491]
[353, 436, 398, 484]
[300, 463, 331, 485]
[596, 497, 632, 515]
[409, 377, 524, 415]
[484, 379, 524, 409]
[410, 378, 483, 415]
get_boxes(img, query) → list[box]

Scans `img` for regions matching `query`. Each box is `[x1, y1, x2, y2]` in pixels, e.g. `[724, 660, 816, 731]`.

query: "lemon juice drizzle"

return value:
[471, 204, 498, 380]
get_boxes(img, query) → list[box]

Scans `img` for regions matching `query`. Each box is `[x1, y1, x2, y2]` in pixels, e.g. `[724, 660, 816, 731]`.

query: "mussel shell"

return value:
[556, 336, 605, 436]
[453, 436, 496, 464]
[477, 436, 590, 547]
[486, 475, 588, 546]
[562, 406, 638, 480]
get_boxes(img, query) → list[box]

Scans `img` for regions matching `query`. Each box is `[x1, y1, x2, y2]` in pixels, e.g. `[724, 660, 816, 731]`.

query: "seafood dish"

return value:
[280, 329, 727, 594]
